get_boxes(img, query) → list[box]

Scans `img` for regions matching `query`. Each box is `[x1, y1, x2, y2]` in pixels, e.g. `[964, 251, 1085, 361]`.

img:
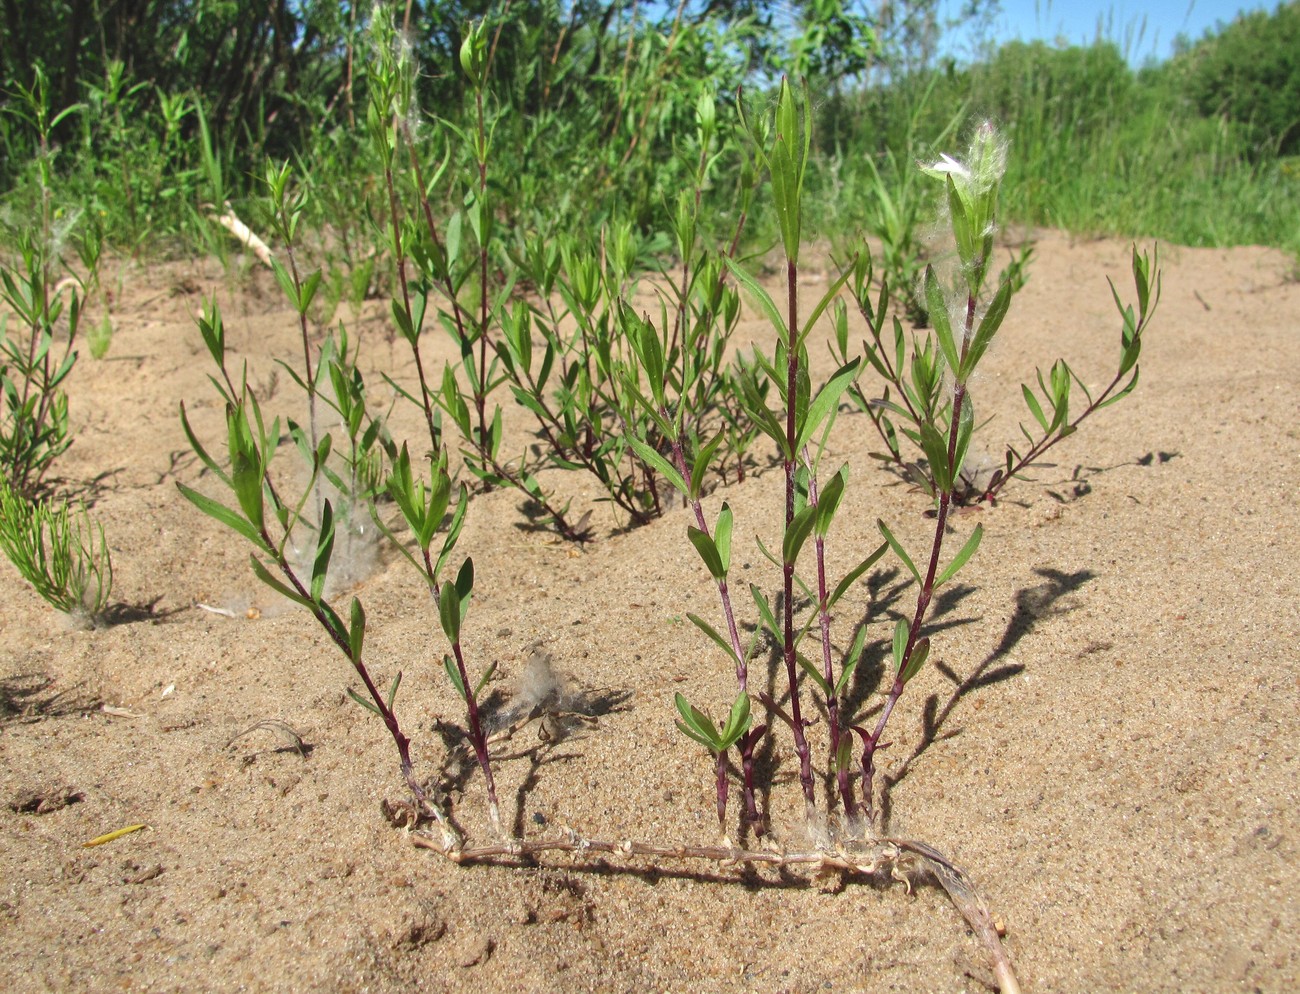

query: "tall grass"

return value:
[2, 6, 1296, 263]
[815, 35, 1300, 260]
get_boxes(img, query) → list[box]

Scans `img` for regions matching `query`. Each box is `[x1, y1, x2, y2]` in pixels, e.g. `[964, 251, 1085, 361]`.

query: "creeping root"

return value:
[416, 829, 1021, 993]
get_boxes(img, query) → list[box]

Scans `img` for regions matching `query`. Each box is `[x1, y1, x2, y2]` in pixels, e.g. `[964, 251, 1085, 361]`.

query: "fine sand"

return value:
[1, 231, 1297, 993]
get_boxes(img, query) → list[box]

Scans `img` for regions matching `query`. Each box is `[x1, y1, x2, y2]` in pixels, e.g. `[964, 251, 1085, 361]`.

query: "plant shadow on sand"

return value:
[0, 672, 99, 724]
[878, 566, 1095, 829]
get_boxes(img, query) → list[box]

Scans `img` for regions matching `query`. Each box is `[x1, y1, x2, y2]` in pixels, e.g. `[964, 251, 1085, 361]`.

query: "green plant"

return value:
[179, 19, 1203, 994]
[833, 124, 1159, 506]
[0, 479, 113, 626]
[356, 16, 760, 540]
[0, 68, 106, 495]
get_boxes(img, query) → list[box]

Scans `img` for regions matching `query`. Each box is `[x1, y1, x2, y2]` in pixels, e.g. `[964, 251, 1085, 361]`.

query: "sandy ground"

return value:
[1, 231, 1297, 993]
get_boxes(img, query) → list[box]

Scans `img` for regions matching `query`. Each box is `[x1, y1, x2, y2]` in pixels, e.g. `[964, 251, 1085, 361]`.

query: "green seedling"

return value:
[0, 479, 113, 626]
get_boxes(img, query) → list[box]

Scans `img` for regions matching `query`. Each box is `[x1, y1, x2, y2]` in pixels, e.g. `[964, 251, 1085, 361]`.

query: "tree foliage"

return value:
[1170, 1, 1300, 157]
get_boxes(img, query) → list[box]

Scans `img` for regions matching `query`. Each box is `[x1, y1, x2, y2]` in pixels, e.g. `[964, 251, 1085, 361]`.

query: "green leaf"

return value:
[724, 256, 789, 343]
[797, 653, 832, 697]
[627, 435, 687, 496]
[836, 624, 869, 694]
[348, 597, 366, 660]
[346, 687, 381, 714]
[891, 617, 910, 674]
[953, 395, 975, 484]
[439, 581, 461, 643]
[782, 504, 818, 566]
[1022, 382, 1048, 431]
[455, 556, 475, 603]
[796, 358, 860, 451]
[829, 541, 888, 608]
[443, 654, 467, 700]
[796, 266, 855, 348]
[689, 432, 726, 499]
[270, 258, 299, 310]
[901, 637, 931, 685]
[814, 467, 847, 537]
[750, 584, 779, 639]
[385, 670, 402, 710]
[878, 519, 921, 585]
[674, 693, 722, 751]
[1097, 367, 1140, 410]
[936, 523, 984, 586]
[175, 483, 265, 548]
[250, 555, 313, 609]
[472, 660, 497, 698]
[299, 270, 323, 315]
[925, 266, 960, 376]
[310, 500, 336, 603]
[687, 613, 740, 668]
[178, 403, 231, 486]
[687, 526, 725, 580]
[718, 691, 752, 751]
[714, 504, 734, 575]
[919, 422, 952, 494]
[961, 276, 1012, 380]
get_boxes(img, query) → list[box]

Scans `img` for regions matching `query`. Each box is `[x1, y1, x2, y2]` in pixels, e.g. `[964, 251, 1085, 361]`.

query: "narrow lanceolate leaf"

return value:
[687, 613, 740, 668]
[1098, 367, 1141, 410]
[250, 555, 313, 609]
[901, 637, 931, 685]
[952, 395, 975, 485]
[718, 691, 752, 750]
[175, 483, 264, 547]
[438, 581, 461, 643]
[674, 693, 722, 751]
[690, 433, 726, 499]
[1022, 382, 1048, 431]
[347, 687, 381, 714]
[348, 597, 366, 660]
[443, 654, 467, 700]
[782, 504, 818, 566]
[925, 266, 960, 376]
[714, 504, 734, 575]
[797, 653, 832, 697]
[178, 404, 231, 486]
[724, 256, 789, 343]
[828, 541, 888, 608]
[892, 617, 910, 674]
[796, 358, 860, 451]
[472, 661, 497, 698]
[919, 422, 952, 494]
[386, 670, 402, 710]
[627, 436, 687, 496]
[797, 267, 855, 348]
[836, 624, 869, 694]
[936, 523, 984, 586]
[815, 467, 848, 538]
[687, 526, 725, 581]
[750, 584, 779, 640]
[961, 277, 1012, 380]
[877, 520, 921, 585]
[310, 500, 336, 603]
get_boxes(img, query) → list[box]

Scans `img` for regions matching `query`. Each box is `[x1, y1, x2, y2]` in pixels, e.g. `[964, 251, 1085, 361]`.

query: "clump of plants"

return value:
[0, 479, 113, 627]
[177, 15, 1160, 991]
[0, 69, 117, 626]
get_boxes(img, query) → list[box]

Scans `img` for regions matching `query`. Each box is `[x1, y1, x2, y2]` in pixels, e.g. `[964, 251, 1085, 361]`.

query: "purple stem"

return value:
[861, 291, 977, 819]
[667, 426, 759, 828]
[803, 451, 857, 822]
[782, 258, 816, 814]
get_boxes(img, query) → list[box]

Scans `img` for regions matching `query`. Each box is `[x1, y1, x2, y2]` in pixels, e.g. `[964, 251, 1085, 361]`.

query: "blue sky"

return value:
[940, 0, 1277, 64]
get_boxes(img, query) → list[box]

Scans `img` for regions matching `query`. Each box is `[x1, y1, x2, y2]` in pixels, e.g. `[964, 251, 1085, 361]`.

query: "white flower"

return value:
[920, 153, 971, 183]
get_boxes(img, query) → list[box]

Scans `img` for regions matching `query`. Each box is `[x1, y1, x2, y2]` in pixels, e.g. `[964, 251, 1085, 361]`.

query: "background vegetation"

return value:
[0, 1, 1296, 263]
